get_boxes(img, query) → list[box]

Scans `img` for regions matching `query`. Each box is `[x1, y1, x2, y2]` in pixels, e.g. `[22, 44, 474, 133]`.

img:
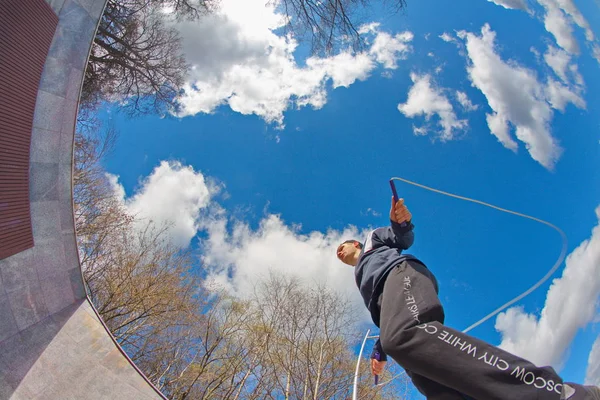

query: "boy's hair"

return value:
[341, 239, 363, 249]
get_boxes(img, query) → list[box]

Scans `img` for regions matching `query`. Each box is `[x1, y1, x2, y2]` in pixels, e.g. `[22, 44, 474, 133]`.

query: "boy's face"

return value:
[336, 242, 359, 266]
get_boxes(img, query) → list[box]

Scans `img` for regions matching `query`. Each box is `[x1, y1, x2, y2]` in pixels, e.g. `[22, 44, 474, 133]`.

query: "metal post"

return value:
[352, 329, 370, 400]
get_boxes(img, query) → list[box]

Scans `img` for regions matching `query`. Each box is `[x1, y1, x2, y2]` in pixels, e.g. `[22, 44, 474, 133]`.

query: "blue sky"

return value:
[98, 0, 600, 395]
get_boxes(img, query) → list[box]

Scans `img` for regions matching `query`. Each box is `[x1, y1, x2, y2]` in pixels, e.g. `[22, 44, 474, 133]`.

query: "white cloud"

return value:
[586, 335, 600, 385]
[543, 45, 584, 88]
[412, 125, 428, 136]
[569, 64, 584, 87]
[458, 24, 585, 169]
[175, 0, 413, 127]
[199, 211, 370, 321]
[495, 205, 600, 369]
[593, 45, 600, 64]
[106, 173, 126, 202]
[367, 29, 414, 69]
[538, 0, 579, 54]
[544, 78, 585, 111]
[456, 91, 479, 111]
[362, 208, 382, 217]
[306, 52, 375, 89]
[548, 0, 594, 42]
[536, 0, 596, 56]
[544, 45, 571, 82]
[439, 32, 455, 43]
[397, 73, 467, 141]
[109, 161, 219, 248]
[487, 0, 529, 11]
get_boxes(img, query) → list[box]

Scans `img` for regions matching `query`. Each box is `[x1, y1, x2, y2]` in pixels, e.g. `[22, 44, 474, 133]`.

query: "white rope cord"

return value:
[373, 176, 568, 389]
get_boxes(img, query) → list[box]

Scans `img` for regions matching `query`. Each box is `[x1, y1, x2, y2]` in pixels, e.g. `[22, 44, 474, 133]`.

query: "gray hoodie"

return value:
[355, 220, 423, 327]
[355, 220, 424, 361]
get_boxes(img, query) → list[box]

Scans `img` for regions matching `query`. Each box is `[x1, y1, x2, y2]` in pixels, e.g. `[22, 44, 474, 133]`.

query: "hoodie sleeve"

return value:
[365, 221, 414, 253]
[370, 339, 388, 361]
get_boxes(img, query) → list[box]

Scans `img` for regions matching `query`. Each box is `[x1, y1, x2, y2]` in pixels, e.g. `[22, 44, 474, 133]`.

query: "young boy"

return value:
[336, 197, 600, 399]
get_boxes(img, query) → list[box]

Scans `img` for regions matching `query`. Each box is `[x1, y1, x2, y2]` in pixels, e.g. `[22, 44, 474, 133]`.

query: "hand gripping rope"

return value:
[353, 177, 568, 397]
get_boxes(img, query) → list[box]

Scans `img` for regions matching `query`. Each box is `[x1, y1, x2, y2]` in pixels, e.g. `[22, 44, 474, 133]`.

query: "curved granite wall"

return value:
[0, 1, 166, 398]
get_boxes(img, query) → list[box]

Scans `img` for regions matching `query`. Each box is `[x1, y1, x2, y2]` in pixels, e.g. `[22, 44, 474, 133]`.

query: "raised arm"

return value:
[369, 222, 414, 251]
[377, 196, 415, 246]
[388, 196, 414, 248]
[362, 197, 414, 253]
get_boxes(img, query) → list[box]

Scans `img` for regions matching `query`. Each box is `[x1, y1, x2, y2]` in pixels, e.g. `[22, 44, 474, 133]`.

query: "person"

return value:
[336, 196, 600, 400]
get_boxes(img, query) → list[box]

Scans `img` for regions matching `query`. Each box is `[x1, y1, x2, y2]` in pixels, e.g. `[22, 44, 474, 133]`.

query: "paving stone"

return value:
[32, 90, 65, 133]
[0, 293, 18, 343]
[30, 128, 61, 164]
[59, 0, 96, 36]
[40, 270, 75, 314]
[65, 66, 84, 102]
[61, 98, 78, 138]
[30, 200, 61, 243]
[6, 284, 49, 331]
[33, 236, 67, 280]
[59, 124, 74, 165]
[39, 57, 70, 98]
[76, 0, 106, 20]
[30, 162, 59, 202]
[0, 250, 37, 294]
[69, 267, 86, 300]
[58, 162, 73, 203]
[47, 24, 93, 70]
[45, 0, 67, 15]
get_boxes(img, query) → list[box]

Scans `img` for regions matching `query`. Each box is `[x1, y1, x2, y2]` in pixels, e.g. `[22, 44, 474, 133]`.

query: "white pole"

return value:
[352, 329, 371, 400]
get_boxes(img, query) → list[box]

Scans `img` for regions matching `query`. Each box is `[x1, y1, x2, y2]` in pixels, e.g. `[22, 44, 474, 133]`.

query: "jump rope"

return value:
[371, 177, 569, 388]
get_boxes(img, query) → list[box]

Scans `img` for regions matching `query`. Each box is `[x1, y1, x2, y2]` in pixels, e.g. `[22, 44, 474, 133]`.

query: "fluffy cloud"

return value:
[586, 336, 600, 385]
[546, 0, 594, 42]
[544, 46, 585, 91]
[487, 0, 529, 10]
[363, 26, 414, 69]
[538, 0, 580, 54]
[456, 91, 479, 111]
[458, 24, 585, 169]
[439, 32, 455, 43]
[544, 45, 572, 82]
[488, 0, 599, 64]
[495, 205, 600, 368]
[593, 45, 600, 64]
[105, 159, 374, 323]
[199, 211, 371, 321]
[397, 73, 467, 140]
[537, 0, 596, 56]
[175, 0, 413, 127]
[109, 161, 219, 247]
[542, 46, 585, 110]
[544, 78, 585, 111]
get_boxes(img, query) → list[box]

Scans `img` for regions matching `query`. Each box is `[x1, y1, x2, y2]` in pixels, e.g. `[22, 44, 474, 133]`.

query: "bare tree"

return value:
[82, 0, 217, 115]
[136, 270, 412, 400]
[82, 0, 409, 115]
[73, 115, 132, 273]
[221, 272, 405, 399]
[141, 288, 271, 400]
[73, 117, 411, 397]
[73, 118, 205, 372]
[276, 0, 408, 54]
